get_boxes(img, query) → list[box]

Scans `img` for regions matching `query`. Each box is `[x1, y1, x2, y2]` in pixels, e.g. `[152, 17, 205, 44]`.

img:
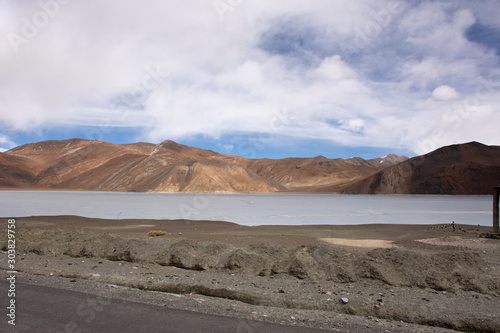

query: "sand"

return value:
[1, 216, 499, 332]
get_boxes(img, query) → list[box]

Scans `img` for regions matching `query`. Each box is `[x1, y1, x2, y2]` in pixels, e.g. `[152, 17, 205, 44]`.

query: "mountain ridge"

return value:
[1, 139, 499, 194]
[334, 141, 500, 195]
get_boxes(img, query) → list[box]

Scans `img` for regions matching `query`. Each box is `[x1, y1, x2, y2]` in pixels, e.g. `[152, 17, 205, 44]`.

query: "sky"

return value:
[0, 0, 499, 159]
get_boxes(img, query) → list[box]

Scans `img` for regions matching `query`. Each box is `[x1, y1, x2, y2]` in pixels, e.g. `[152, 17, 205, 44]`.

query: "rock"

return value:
[479, 233, 500, 239]
[148, 230, 168, 237]
[341, 297, 349, 304]
[374, 304, 381, 310]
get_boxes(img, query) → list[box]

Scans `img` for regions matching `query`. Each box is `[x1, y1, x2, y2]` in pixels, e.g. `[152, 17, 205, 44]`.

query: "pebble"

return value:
[341, 297, 349, 304]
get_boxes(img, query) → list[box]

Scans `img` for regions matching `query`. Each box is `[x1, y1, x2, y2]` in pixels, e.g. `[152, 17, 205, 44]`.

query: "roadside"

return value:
[0, 216, 499, 332]
[0, 270, 463, 333]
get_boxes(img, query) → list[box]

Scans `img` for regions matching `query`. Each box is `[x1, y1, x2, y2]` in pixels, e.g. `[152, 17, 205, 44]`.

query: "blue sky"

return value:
[0, 0, 499, 159]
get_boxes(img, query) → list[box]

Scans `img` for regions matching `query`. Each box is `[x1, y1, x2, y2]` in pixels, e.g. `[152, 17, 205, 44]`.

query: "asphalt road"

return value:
[0, 281, 329, 333]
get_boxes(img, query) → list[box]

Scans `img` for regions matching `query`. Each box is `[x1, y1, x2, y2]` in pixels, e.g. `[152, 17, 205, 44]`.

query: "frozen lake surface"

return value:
[0, 191, 492, 226]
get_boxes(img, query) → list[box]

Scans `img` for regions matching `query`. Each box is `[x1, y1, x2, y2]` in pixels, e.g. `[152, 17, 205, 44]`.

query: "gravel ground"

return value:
[1, 217, 499, 332]
[0, 267, 468, 333]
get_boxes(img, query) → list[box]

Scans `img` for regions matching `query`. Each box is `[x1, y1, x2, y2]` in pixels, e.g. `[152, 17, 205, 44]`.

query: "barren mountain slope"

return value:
[246, 156, 381, 191]
[0, 152, 35, 187]
[336, 141, 500, 194]
[2, 138, 410, 193]
[3, 139, 277, 192]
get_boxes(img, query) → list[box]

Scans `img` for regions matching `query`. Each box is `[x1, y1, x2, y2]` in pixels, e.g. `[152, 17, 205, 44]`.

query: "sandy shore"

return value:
[1, 216, 499, 332]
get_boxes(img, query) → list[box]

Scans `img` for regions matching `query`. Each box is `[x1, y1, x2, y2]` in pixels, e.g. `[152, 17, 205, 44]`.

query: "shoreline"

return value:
[0, 215, 494, 241]
[0, 187, 494, 196]
[0, 214, 494, 229]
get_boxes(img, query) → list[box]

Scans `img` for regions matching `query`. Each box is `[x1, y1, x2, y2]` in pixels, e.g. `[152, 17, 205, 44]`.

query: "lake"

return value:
[0, 191, 493, 226]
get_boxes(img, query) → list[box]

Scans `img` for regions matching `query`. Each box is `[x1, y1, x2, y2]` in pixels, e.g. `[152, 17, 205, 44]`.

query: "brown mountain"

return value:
[336, 141, 500, 194]
[3, 139, 275, 193]
[0, 152, 35, 187]
[0, 138, 405, 193]
[245, 155, 406, 192]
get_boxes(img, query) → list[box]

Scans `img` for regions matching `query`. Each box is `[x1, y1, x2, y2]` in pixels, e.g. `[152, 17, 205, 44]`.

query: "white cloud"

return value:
[0, 1, 498, 155]
[0, 134, 16, 151]
[313, 56, 357, 81]
[339, 119, 365, 132]
[432, 85, 461, 100]
[219, 144, 234, 153]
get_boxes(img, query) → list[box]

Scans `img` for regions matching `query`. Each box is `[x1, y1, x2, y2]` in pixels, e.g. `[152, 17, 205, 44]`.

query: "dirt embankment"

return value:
[4, 228, 499, 294]
[1, 223, 499, 332]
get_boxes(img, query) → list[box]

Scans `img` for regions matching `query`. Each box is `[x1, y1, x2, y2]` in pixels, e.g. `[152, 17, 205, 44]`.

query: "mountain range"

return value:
[0, 139, 499, 194]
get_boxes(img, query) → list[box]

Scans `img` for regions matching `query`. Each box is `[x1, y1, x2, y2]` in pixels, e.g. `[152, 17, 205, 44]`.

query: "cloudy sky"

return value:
[0, 0, 499, 159]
